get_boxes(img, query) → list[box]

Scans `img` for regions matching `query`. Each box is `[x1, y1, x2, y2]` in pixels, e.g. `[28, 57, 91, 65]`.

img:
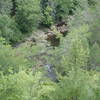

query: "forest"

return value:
[0, 0, 100, 100]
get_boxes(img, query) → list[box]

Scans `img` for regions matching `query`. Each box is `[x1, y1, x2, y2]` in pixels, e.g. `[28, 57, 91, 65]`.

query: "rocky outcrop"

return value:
[45, 22, 68, 47]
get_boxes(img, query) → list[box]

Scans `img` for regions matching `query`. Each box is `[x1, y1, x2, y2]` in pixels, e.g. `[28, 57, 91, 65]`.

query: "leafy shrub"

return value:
[0, 67, 99, 100]
[67, 0, 100, 70]
[41, 6, 54, 27]
[0, 0, 12, 15]
[54, 0, 88, 22]
[61, 25, 90, 72]
[0, 15, 22, 44]
[0, 71, 36, 100]
[15, 0, 41, 33]
[40, 0, 54, 27]
[40, 0, 85, 25]
[0, 37, 28, 74]
[69, 0, 100, 45]
[0, 70, 56, 100]
[50, 69, 100, 100]
[54, 0, 76, 21]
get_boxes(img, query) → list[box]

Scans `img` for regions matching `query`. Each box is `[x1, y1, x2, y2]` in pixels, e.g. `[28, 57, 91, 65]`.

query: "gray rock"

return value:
[44, 64, 59, 82]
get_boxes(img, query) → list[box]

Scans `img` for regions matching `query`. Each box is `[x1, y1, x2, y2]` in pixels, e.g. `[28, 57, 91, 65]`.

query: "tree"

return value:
[0, 0, 12, 15]
[54, 0, 81, 22]
[40, 0, 55, 27]
[48, 25, 90, 75]
[15, 0, 41, 33]
[0, 15, 22, 44]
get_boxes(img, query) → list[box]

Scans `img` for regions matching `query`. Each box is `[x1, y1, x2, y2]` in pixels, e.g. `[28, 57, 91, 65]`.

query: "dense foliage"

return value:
[15, 0, 41, 33]
[0, 15, 22, 44]
[0, 0, 100, 100]
[0, 0, 12, 15]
